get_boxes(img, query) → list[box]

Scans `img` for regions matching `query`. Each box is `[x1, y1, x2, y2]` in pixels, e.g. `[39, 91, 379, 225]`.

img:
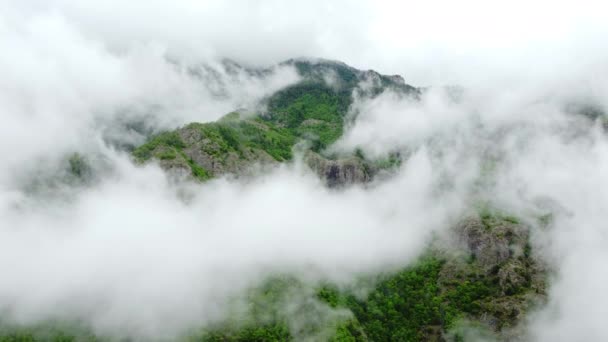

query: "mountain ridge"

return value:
[132, 58, 418, 186]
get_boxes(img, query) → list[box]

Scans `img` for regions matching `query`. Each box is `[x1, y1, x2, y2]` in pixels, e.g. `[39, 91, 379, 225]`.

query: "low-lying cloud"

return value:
[0, 147, 474, 337]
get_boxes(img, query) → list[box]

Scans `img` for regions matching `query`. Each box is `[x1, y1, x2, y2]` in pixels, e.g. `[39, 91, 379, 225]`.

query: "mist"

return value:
[333, 81, 608, 340]
[2, 0, 608, 340]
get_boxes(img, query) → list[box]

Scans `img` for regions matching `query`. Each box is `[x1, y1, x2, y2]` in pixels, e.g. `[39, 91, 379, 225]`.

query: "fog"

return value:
[1, 0, 608, 340]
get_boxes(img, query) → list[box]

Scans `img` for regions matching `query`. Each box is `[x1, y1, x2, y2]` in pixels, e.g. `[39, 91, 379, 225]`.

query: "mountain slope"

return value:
[133, 59, 417, 186]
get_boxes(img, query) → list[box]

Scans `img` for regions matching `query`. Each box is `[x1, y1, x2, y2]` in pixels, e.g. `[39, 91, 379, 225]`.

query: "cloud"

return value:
[5, 0, 608, 86]
[491, 117, 608, 341]
[0, 147, 473, 337]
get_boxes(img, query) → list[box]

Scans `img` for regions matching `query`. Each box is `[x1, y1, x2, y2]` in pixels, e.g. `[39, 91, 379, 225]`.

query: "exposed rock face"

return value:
[435, 213, 547, 334]
[304, 151, 372, 187]
[456, 215, 529, 271]
[387, 74, 405, 84]
[177, 125, 276, 176]
[149, 136, 378, 186]
[283, 58, 420, 96]
[154, 146, 191, 177]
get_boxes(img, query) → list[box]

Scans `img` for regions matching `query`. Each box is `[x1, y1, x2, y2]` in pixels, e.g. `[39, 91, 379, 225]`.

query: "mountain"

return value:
[133, 58, 418, 186]
[1, 59, 547, 341]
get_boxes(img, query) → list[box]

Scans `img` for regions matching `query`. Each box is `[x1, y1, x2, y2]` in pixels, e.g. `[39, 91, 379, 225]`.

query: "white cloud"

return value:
[0, 148, 472, 337]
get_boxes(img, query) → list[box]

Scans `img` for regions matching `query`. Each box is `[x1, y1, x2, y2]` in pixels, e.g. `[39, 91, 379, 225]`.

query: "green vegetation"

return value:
[311, 256, 505, 341]
[266, 84, 346, 126]
[477, 204, 521, 230]
[132, 131, 185, 162]
[65, 153, 93, 185]
[132, 129, 211, 181]
[371, 153, 402, 171]
[188, 275, 364, 342]
[131, 60, 420, 182]
[179, 150, 212, 181]
[442, 276, 501, 321]
[0, 321, 103, 342]
[287, 60, 360, 90]
[335, 257, 445, 341]
[232, 119, 296, 161]
[132, 81, 355, 180]
[194, 324, 290, 342]
[262, 82, 349, 151]
[67, 153, 90, 179]
[184, 118, 297, 162]
[285, 59, 419, 97]
[538, 213, 554, 227]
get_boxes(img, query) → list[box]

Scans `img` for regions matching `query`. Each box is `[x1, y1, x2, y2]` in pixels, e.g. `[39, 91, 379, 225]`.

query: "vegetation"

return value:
[477, 203, 521, 229]
[262, 82, 349, 151]
[180, 150, 212, 181]
[132, 131, 185, 162]
[333, 257, 445, 341]
[67, 153, 90, 179]
[65, 153, 93, 185]
[183, 118, 297, 162]
[132, 81, 354, 181]
[0, 321, 103, 342]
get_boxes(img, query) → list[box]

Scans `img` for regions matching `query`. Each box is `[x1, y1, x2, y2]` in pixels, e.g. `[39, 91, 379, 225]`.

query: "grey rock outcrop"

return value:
[456, 215, 528, 271]
[304, 152, 373, 187]
[434, 213, 547, 334]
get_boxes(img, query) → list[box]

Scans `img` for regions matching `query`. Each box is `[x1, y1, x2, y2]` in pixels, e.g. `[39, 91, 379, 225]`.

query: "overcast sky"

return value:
[3, 0, 607, 85]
